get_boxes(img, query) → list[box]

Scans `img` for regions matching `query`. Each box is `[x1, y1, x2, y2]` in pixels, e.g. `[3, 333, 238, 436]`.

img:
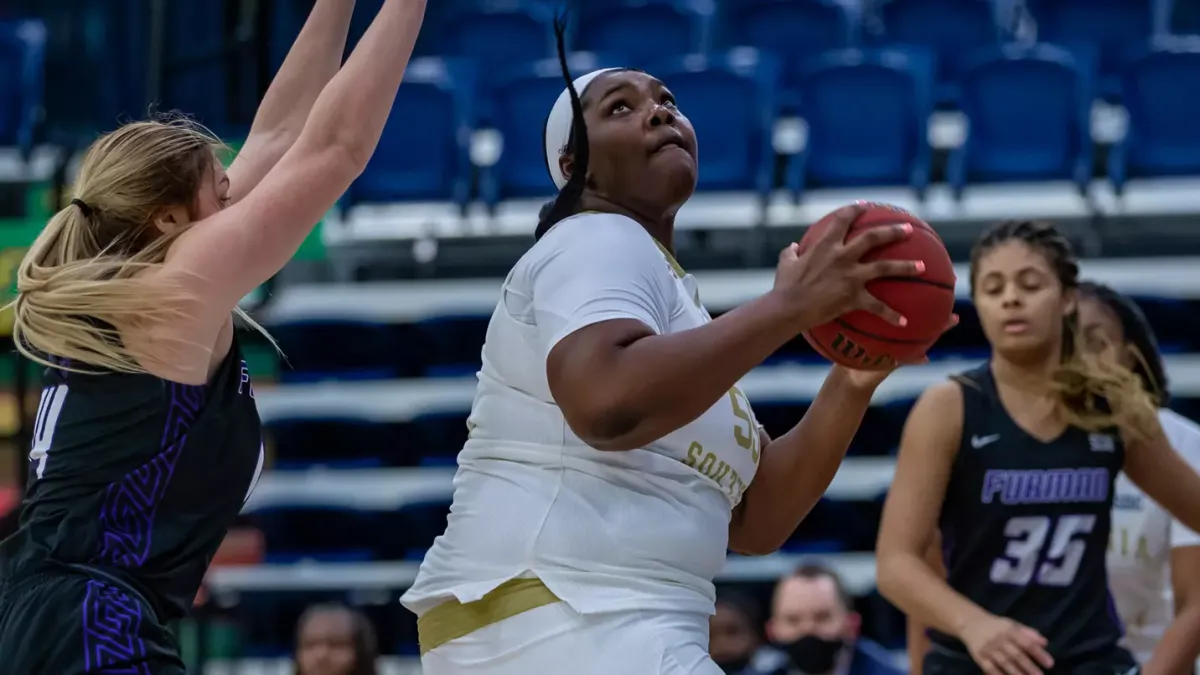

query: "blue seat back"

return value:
[958, 44, 1093, 181]
[0, 20, 44, 148]
[161, 0, 231, 132]
[1121, 39, 1200, 176]
[491, 53, 615, 200]
[443, 4, 553, 72]
[254, 505, 380, 562]
[877, 0, 1000, 96]
[1028, 0, 1153, 79]
[656, 50, 779, 192]
[350, 58, 474, 204]
[799, 48, 934, 187]
[579, 0, 706, 67]
[724, 0, 854, 72]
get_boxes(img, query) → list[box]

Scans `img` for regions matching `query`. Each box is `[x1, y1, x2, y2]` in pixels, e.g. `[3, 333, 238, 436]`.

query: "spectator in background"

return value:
[761, 564, 904, 675]
[294, 603, 379, 675]
[711, 590, 771, 674]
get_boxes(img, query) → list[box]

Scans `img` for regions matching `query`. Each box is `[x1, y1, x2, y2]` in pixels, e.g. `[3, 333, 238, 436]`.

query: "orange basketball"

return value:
[799, 203, 956, 370]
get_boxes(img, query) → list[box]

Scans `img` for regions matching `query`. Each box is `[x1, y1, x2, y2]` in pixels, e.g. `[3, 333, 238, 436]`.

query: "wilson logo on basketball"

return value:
[829, 332, 896, 370]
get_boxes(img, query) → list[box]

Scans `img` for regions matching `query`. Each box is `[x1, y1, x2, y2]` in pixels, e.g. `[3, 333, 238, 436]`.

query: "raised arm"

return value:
[226, 0, 356, 202]
[546, 204, 920, 451]
[164, 0, 426, 310]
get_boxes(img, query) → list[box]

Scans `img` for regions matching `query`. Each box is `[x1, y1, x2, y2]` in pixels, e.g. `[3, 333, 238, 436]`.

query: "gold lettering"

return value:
[710, 460, 731, 485]
[698, 452, 716, 475]
[728, 386, 759, 462]
[1136, 534, 1150, 562]
[686, 442, 704, 468]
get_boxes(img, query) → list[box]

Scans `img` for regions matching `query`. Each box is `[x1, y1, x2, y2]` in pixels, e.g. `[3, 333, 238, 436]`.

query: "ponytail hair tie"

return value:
[70, 198, 93, 218]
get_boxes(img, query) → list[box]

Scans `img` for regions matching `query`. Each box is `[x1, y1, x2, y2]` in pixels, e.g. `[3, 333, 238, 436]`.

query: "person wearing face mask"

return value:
[761, 564, 904, 675]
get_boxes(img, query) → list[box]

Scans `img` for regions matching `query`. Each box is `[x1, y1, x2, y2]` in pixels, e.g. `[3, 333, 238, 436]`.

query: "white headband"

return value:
[543, 68, 622, 190]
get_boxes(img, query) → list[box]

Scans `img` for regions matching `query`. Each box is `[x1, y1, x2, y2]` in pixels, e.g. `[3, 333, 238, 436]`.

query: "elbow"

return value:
[566, 403, 648, 451]
[295, 129, 371, 181]
[874, 550, 906, 605]
[727, 507, 787, 556]
[330, 139, 371, 178]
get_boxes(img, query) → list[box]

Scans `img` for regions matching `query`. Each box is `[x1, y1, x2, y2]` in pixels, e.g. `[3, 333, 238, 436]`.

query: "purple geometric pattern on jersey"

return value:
[94, 381, 206, 568]
[81, 579, 152, 674]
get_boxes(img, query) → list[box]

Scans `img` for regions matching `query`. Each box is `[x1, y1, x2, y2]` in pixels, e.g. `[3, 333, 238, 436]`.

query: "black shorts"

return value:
[924, 643, 1138, 675]
[0, 566, 185, 675]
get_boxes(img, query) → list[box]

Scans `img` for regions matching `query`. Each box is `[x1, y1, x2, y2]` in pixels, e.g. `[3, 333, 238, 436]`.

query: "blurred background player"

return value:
[1078, 281, 1200, 674]
[875, 220, 1200, 675]
[906, 280, 1200, 675]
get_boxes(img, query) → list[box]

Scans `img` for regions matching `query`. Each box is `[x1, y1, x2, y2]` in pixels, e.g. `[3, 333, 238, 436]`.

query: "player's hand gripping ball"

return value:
[799, 203, 956, 370]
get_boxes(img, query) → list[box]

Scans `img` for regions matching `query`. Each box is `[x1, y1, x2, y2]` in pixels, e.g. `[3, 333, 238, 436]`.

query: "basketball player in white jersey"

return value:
[1079, 282, 1200, 674]
[400, 22, 956, 675]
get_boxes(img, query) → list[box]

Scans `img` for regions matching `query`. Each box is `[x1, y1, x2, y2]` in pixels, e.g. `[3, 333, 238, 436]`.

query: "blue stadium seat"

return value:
[268, 418, 419, 467]
[483, 52, 616, 204]
[1026, 0, 1154, 97]
[161, 0, 231, 133]
[874, 0, 1003, 104]
[947, 44, 1095, 197]
[789, 48, 935, 200]
[721, 0, 856, 95]
[0, 20, 45, 152]
[1110, 37, 1200, 192]
[415, 315, 489, 377]
[271, 319, 426, 381]
[391, 500, 452, 560]
[255, 505, 382, 562]
[576, 0, 710, 67]
[784, 498, 879, 552]
[654, 50, 779, 194]
[346, 58, 475, 206]
[442, 3, 554, 73]
[411, 412, 471, 466]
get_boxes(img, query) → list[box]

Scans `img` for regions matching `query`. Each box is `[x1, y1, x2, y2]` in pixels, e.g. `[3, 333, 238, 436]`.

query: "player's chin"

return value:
[652, 157, 698, 199]
[992, 331, 1056, 356]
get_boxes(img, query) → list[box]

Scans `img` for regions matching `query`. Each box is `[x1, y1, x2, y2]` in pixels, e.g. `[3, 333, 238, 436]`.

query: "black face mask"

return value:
[715, 655, 753, 674]
[779, 634, 847, 674]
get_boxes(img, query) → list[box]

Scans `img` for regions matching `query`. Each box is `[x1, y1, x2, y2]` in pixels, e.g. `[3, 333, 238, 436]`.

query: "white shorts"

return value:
[420, 601, 723, 675]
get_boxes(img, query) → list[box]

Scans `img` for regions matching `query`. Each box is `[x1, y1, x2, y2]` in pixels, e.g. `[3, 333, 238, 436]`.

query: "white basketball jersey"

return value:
[1107, 408, 1200, 662]
[401, 213, 762, 618]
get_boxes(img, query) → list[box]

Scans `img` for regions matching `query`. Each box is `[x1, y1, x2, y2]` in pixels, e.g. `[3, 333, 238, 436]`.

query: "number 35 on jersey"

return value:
[991, 514, 1096, 587]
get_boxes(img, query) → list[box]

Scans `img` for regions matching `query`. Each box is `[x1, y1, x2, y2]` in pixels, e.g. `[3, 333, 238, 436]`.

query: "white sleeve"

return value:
[528, 215, 677, 356]
[1166, 413, 1200, 549]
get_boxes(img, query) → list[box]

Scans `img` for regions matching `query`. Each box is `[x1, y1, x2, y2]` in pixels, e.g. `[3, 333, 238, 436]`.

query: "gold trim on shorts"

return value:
[417, 578, 561, 655]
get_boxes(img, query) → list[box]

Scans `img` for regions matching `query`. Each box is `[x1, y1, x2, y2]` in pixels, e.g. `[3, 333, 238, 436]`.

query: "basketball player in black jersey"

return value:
[875, 220, 1200, 675]
[0, 1, 428, 673]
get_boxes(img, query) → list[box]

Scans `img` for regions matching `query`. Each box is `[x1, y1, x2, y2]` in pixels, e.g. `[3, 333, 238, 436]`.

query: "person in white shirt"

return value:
[1078, 281, 1200, 675]
[400, 20, 955, 675]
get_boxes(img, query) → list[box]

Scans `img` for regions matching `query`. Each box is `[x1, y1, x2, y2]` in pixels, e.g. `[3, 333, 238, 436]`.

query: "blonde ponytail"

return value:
[1051, 312, 1159, 443]
[10, 116, 274, 375]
